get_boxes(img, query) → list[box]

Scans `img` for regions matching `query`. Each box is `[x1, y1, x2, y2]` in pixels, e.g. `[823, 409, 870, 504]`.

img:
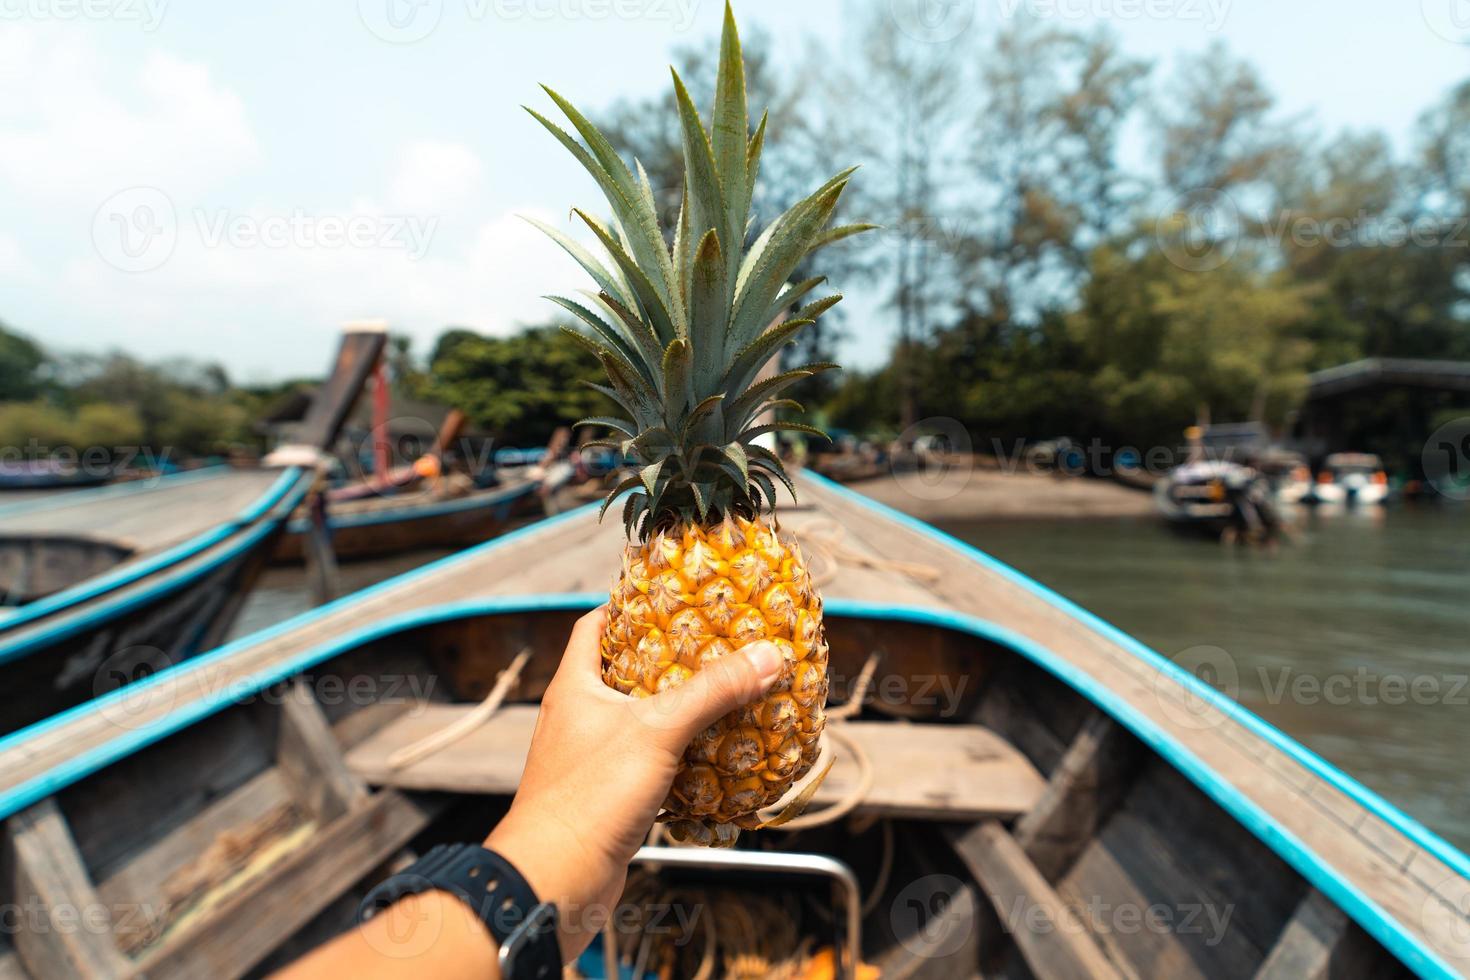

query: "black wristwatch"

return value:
[357, 843, 560, 979]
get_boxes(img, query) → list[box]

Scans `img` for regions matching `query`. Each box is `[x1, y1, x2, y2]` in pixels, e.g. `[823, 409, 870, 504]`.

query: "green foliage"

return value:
[0, 322, 46, 403]
[0, 401, 145, 453]
[1069, 243, 1315, 445]
[416, 326, 612, 446]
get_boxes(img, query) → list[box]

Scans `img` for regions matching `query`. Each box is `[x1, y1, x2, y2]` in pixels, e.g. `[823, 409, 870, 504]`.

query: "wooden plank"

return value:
[135, 790, 435, 980]
[0, 469, 283, 555]
[1056, 806, 1275, 979]
[5, 799, 130, 979]
[1014, 711, 1143, 881]
[275, 680, 367, 822]
[1253, 889, 1350, 980]
[346, 705, 1047, 820]
[948, 819, 1123, 980]
[61, 708, 273, 882]
[94, 768, 294, 916]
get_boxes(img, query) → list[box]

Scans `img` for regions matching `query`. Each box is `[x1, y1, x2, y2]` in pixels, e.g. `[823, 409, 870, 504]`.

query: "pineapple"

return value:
[528, 4, 871, 846]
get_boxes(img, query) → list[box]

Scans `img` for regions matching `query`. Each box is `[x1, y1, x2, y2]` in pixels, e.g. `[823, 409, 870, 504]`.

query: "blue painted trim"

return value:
[0, 468, 304, 638]
[0, 592, 1456, 977]
[802, 469, 1470, 891]
[0, 594, 606, 825]
[284, 480, 539, 534]
[0, 465, 233, 519]
[0, 500, 603, 765]
[0, 470, 309, 658]
[233, 468, 305, 524]
[0, 510, 288, 664]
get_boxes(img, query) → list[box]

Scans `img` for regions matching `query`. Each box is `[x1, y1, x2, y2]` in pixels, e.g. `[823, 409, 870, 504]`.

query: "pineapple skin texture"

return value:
[601, 515, 829, 846]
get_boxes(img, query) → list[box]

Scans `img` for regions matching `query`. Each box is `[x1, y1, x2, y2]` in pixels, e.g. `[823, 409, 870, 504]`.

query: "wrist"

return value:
[486, 811, 619, 960]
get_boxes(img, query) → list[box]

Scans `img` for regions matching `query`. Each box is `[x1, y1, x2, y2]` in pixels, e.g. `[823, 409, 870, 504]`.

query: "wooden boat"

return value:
[270, 476, 543, 562]
[271, 393, 545, 564]
[1154, 460, 1284, 543]
[0, 473, 1463, 978]
[0, 326, 386, 735]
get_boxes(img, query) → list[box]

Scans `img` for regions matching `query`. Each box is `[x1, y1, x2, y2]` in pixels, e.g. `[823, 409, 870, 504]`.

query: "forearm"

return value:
[272, 889, 500, 980]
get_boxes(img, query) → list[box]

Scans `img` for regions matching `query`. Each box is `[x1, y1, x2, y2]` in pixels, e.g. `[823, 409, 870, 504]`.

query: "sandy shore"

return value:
[838, 461, 1154, 523]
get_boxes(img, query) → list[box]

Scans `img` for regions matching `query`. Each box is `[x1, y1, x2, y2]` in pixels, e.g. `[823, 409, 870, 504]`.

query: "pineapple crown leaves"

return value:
[526, 2, 875, 538]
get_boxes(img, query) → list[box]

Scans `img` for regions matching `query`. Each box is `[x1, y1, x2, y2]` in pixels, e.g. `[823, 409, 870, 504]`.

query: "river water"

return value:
[233, 503, 1469, 850]
[942, 504, 1470, 851]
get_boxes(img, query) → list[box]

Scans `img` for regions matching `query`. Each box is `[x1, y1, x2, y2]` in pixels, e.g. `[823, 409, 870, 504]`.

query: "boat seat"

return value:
[344, 704, 1047, 822]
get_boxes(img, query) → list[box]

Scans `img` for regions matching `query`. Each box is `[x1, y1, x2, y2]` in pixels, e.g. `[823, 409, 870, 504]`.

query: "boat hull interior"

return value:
[0, 605, 1418, 980]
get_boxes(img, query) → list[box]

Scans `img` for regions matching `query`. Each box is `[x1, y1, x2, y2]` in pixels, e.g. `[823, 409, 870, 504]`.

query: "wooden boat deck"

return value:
[0, 469, 285, 555]
[0, 473, 1464, 974]
[347, 704, 1048, 822]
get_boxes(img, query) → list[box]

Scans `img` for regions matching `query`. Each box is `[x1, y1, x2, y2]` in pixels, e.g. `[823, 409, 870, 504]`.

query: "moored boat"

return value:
[0, 473, 1461, 978]
[1311, 453, 1392, 508]
[270, 389, 547, 564]
[1153, 459, 1284, 543]
[0, 325, 386, 734]
[270, 475, 543, 562]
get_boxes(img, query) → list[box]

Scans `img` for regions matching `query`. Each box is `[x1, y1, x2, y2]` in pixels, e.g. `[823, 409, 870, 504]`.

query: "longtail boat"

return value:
[0, 473, 1462, 978]
[270, 394, 545, 564]
[0, 326, 386, 734]
[270, 477, 543, 563]
[269, 478, 540, 564]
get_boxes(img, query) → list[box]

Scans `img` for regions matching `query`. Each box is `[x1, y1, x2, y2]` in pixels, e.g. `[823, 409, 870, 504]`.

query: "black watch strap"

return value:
[357, 843, 560, 979]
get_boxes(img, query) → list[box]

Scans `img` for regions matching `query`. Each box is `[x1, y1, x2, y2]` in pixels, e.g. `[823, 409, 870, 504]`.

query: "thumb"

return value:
[640, 641, 786, 745]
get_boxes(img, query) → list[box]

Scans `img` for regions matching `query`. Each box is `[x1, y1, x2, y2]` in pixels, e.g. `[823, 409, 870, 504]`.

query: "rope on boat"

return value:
[385, 646, 532, 771]
[799, 518, 944, 588]
[765, 651, 880, 833]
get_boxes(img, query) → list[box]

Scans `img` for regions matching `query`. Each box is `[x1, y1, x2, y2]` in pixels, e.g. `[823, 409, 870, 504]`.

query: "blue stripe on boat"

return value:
[0, 468, 308, 653]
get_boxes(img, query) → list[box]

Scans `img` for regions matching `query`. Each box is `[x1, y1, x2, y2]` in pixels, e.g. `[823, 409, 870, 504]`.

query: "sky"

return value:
[1, 0, 1467, 382]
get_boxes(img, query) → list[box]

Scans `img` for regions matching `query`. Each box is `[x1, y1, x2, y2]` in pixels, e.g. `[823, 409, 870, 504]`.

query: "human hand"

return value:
[484, 606, 784, 961]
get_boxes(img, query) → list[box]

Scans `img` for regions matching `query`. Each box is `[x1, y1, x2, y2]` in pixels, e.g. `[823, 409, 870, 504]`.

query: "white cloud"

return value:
[0, 26, 594, 375]
[0, 234, 36, 282]
[387, 140, 485, 213]
[0, 26, 256, 200]
[57, 205, 590, 374]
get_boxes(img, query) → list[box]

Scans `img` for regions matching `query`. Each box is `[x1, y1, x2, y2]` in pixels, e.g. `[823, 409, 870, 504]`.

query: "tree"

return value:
[1069, 239, 1316, 447]
[418, 325, 613, 445]
[823, 10, 968, 430]
[961, 20, 1151, 324]
[1154, 42, 1295, 198]
[0, 322, 46, 403]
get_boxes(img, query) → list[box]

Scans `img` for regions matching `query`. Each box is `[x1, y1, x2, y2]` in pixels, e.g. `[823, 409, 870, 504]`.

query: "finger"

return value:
[637, 641, 785, 746]
[552, 606, 608, 689]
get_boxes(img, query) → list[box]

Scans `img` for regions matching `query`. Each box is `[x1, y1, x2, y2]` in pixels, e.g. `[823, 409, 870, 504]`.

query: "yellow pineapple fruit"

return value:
[604, 516, 829, 844]
[528, 2, 871, 846]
